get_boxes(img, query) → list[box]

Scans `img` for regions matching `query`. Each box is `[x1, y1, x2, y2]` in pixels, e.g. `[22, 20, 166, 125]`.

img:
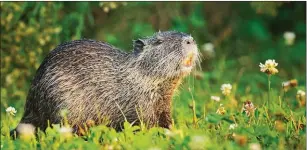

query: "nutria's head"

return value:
[133, 31, 200, 78]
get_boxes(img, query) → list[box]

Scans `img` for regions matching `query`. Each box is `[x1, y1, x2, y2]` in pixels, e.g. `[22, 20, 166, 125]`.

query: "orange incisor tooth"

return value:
[184, 53, 194, 66]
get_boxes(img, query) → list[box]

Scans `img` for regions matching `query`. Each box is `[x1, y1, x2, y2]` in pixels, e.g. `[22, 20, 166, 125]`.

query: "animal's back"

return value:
[20, 39, 129, 131]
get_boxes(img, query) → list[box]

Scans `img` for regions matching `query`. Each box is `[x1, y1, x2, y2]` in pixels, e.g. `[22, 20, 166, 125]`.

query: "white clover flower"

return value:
[201, 43, 215, 58]
[16, 123, 35, 136]
[164, 129, 182, 138]
[282, 81, 290, 90]
[191, 135, 205, 143]
[283, 31, 296, 46]
[297, 90, 306, 97]
[6, 106, 17, 116]
[229, 124, 238, 130]
[296, 89, 306, 107]
[148, 147, 162, 150]
[103, 7, 109, 13]
[113, 137, 119, 142]
[164, 129, 176, 137]
[282, 79, 298, 91]
[211, 96, 221, 102]
[216, 104, 226, 115]
[189, 135, 207, 150]
[242, 100, 256, 117]
[249, 143, 262, 150]
[109, 2, 117, 9]
[297, 89, 306, 99]
[106, 145, 114, 150]
[59, 126, 73, 134]
[220, 84, 232, 96]
[282, 81, 290, 87]
[259, 59, 278, 75]
[59, 126, 73, 138]
[202, 43, 214, 52]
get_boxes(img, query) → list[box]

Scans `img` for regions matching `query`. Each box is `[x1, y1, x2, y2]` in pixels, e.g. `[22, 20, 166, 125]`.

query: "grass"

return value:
[1, 54, 306, 150]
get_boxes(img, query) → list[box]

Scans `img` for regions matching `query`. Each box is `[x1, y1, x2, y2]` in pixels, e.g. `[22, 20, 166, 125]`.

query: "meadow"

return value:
[1, 2, 306, 150]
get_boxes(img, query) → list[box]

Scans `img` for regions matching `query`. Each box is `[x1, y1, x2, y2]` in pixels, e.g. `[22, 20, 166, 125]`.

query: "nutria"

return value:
[13, 31, 200, 135]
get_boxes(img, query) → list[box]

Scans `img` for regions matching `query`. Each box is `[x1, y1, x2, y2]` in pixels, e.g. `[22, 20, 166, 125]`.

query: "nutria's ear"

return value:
[133, 39, 145, 54]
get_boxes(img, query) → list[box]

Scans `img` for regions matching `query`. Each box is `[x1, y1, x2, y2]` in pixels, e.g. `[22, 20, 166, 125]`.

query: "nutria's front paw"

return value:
[168, 124, 174, 129]
[158, 111, 172, 129]
[159, 122, 172, 129]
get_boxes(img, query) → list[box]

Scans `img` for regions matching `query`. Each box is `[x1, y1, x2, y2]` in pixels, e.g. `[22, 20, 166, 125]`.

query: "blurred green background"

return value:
[1, 1, 306, 121]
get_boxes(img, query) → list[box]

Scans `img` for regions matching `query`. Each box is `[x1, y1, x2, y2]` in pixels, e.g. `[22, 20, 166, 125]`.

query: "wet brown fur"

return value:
[13, 31, 199, 135]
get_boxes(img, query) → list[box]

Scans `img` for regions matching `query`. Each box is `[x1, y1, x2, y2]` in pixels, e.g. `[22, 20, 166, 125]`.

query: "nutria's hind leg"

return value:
[72, 119, 98, 136]
[158, 111, 172, 129]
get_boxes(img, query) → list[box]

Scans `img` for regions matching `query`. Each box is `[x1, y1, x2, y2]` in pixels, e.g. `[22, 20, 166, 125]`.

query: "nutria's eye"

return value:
[185, 38, 195, 45]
